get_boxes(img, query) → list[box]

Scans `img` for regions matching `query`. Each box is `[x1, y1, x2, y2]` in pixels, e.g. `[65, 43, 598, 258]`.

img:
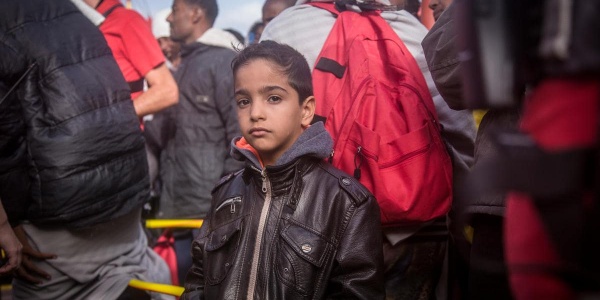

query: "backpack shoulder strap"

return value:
[102, 3, 123, 18]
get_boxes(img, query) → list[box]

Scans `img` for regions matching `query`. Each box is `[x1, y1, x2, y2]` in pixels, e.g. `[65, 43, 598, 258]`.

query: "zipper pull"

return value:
[328, 150, 334, 164]
[353, 146, 362, 180]
[261, 169, 267, 193]
[230, 202, 236, 214]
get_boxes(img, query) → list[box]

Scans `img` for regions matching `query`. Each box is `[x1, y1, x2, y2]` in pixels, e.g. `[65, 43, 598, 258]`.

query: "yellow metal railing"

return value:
[129, 218, 204, 296]
[128, 279, 185, 297]
[145, 219, 203, 229]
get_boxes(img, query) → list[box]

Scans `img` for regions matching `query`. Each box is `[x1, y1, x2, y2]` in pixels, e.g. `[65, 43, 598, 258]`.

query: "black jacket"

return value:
[183, 123, 384, 299]
[157, 41, 243, 219]
[0, 0, 149, 227]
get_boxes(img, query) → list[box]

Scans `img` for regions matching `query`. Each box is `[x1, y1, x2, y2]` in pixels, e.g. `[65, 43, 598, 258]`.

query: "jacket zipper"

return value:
[215, 196, 242, 214]
[247, 168, 271, 300]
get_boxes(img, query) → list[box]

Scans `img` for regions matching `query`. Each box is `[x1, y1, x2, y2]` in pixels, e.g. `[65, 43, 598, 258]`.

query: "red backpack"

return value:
[311, 2, 453, 226]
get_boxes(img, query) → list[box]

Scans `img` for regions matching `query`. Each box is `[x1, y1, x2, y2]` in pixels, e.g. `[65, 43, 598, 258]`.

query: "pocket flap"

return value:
[206, 219, 242, 252]
[281, 224, 330, 267]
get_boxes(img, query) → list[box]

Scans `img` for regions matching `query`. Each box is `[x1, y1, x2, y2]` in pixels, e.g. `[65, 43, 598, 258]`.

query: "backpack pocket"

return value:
[340, 120, 452, 225]
[204, 218, 243, 285]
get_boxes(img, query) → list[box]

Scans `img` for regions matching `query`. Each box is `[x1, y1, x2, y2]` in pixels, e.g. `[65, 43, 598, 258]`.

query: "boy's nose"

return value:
[249, 102, 266, 121]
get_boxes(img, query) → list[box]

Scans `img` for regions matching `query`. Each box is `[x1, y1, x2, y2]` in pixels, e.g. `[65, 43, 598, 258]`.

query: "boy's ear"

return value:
[301, 96, 316, 127]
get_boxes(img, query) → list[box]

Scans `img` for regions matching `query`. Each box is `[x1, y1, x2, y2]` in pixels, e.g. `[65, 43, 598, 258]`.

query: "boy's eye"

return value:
[267, 95, 282, 103]
[236, 99, 250, 108]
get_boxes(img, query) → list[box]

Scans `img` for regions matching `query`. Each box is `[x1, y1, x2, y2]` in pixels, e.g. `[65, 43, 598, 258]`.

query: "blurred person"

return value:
[450, 0, 600, 298]
[146, 8, 182, 213]
[0, 0, 172, 299]
[428, 0, 452, 21]
[224, 28, 246, 46]
[84, 0, 178, 118]
[182, 40, 384, 300]
[158, 0, 244, 285]
[153, 8, 182, 71]
[389, 0, 421, 18]
[422, 3, 516, 299]
[247, 21, 265, 45]
[262, 0, 296, 26]
[261, 0, 477, 298]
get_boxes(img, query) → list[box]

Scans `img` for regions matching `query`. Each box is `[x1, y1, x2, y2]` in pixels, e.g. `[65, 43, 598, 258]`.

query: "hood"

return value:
[231, 121, 333, 169]
[70, 0, 105, 26]
[197, 27, 243, 50]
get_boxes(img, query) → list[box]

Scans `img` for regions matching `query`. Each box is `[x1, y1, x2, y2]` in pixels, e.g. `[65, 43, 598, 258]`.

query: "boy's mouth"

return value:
[249, 127, 270, 137]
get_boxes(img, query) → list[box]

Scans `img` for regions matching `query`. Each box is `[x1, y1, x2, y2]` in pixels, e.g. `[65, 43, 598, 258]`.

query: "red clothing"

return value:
[96, 0, 164, 100]
[505, 78, 599, 299]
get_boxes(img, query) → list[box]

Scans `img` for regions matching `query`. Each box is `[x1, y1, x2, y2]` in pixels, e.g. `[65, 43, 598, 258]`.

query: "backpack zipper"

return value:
[331, 77, 372, 162]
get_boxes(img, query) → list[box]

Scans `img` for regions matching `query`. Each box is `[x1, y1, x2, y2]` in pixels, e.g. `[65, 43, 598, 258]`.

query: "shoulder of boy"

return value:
[337, 175, 372, 207]
[321, 162, 371, 206]
[211, 169, 244, 194]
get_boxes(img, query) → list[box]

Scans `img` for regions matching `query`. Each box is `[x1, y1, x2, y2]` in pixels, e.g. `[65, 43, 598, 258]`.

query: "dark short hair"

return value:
[183, 0, 218, 26]
[232, 40, 313, 103]
[224, 28, 245, 45]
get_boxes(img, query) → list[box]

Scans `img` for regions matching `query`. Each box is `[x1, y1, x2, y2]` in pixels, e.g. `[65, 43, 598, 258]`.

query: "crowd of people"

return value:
[0, 0, 598, 299]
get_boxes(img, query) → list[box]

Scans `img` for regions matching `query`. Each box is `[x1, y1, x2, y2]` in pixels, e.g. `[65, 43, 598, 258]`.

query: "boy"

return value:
[182, 41, 384, 299]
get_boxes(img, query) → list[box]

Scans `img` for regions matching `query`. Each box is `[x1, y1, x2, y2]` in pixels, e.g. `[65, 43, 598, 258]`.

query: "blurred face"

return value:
[262, 1, 290, 27]
[167, 0, 197, 44]
[429, 0, 453, 20]
[234, 59, 314, 166]
[250, 25, 264, 44]
[157, 37, 181, 62]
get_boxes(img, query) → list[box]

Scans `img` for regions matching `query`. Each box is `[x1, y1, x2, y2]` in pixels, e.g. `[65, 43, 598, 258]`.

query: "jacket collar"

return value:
[231, 121, 332, 170]
[180, 27, 242, 57]
[232, 121, 333, 195]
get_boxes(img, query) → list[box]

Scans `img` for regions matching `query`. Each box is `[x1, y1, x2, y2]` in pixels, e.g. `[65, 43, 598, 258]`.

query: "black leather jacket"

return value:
[183, 124, 384, 299]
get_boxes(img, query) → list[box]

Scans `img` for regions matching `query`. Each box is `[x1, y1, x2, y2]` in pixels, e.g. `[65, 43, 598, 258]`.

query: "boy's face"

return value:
[234, 59, 315, 167]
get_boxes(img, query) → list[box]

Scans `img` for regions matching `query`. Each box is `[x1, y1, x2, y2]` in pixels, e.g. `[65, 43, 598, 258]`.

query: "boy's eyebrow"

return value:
[234, 88, 250, 96]
[234, 85, 288, 96]
[260, 85, 288, 94]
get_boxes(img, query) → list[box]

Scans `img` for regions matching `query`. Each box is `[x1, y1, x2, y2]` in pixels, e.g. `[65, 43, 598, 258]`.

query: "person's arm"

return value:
[421, 3, 466, 110]
[117, 11, 179, 117]
[327, 197, 385, 299]
[133, 63, 178, 117]
[0, 201, 21, 275]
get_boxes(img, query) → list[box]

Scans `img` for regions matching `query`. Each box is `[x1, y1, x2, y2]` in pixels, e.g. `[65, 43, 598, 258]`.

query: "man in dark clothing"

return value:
[422, 3, 517, 299]
[156, 0, 243, 284]
[0, 1, 171, 298]
[162, 0, 242, 221]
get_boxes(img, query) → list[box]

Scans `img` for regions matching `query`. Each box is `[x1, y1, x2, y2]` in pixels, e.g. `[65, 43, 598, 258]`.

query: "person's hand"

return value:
[0, 220, 22, 275]
[13, 225, 56, 284]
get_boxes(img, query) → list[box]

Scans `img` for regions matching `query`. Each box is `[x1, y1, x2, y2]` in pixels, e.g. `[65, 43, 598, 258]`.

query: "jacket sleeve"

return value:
[421, 3, 465, 110]
[0, 32, 32, 227]
[326, 196, 385, 299]
[181, 222, 210, 300]
[213, 59, 244, 175]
